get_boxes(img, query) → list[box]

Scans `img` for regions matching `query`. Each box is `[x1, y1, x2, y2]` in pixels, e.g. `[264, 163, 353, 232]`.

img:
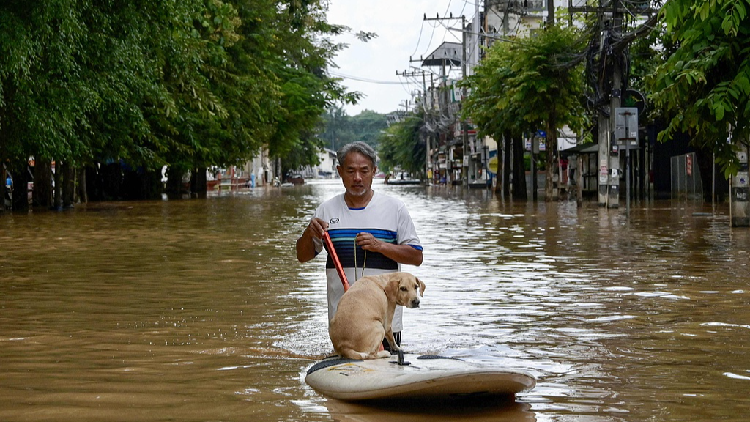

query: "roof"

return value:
[420, 42, 463, 67]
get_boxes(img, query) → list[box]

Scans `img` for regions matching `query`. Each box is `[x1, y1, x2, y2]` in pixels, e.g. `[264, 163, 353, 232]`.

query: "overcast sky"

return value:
[326, 0, 476, 116]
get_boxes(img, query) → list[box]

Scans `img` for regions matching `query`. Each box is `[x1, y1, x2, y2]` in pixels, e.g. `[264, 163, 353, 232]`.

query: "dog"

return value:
[329, 272, 426, 360]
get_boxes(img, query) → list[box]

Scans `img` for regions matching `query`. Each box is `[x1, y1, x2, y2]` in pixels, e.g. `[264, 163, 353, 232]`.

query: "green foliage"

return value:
[628, 13, 666, 100]
[319, 106, 387, 152]
[647, 0, 750, 176]
[0, 0, 361, 184]
[461, 24, 588, 142]
[377, 113, 425, 176]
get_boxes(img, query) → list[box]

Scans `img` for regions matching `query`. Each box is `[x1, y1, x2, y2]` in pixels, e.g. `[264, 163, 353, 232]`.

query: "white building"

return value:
[297, 148, 338, 179]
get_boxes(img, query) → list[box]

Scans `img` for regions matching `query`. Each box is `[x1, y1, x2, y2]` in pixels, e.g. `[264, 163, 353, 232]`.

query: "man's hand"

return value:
[306, 217, 328, 240]
[296, 218, 329, 263]
[356, 232, 423, 266]
[355, 232, 382, 253]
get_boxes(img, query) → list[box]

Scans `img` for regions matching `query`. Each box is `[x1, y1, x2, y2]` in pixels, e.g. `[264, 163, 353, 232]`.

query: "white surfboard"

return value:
[305, 354, 536, 401]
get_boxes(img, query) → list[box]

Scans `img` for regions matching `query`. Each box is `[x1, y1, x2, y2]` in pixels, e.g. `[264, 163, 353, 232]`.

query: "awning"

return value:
[561, 143, 599, 157]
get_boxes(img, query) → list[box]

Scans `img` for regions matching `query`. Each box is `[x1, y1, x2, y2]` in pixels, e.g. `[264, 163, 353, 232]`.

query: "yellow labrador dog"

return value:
[329, 272, 426, 360]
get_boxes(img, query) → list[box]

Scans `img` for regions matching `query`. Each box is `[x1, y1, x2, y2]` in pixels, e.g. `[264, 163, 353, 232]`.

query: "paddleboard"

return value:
[305, 354, 536, 401]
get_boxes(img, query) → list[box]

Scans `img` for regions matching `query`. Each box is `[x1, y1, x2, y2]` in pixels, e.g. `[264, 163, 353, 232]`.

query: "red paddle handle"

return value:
[322, 231, 350, 291]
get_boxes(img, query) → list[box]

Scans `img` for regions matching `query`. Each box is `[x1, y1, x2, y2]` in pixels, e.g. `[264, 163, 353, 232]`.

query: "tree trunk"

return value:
[78, 167, 88, 204]
[576, 154, 584, 207]
[11, 161, 31, 211]
[34, 157, 53, 208]
[499, 133, 512, 196]
[63, 160, 75, 208]
[191, 167, 208, 198]
[545, 114, 559, 201]
[512, 135, 527, 200]
[166, 167, 184, 199]
[53, 161, 63, 210]
[84, 165, 103, 201]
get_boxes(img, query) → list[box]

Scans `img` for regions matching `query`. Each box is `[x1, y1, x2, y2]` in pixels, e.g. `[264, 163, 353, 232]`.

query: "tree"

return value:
[0, 0, 233, 203]
[263, 0, 364, 173]
[647, 0, 750, 176]
[0, 0, 363, 206]
[319, 107, 387, 153]
[377, 113, 425, 177]
[462, 23, 588, 200]
[350, 110, 388, 147]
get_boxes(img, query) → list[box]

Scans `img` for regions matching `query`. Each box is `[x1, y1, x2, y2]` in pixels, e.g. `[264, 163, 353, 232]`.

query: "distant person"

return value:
[3, 173, 11, 206]
[296, 141, 423, 351]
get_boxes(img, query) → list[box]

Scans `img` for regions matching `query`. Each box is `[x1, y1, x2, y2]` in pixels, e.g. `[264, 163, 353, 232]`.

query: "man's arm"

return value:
[355, 232, 423, 266]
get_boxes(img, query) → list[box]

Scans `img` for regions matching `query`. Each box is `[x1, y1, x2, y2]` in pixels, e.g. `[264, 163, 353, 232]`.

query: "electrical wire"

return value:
[328, 71, 421, 85]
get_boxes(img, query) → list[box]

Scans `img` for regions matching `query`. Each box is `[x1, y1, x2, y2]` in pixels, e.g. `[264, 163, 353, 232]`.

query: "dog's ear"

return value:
[416, 277, 426, 297]
[383, 274, 401, 299]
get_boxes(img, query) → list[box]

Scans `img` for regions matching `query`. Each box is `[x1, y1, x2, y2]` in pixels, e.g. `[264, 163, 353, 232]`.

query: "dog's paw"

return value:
[376, 350, 391, 359]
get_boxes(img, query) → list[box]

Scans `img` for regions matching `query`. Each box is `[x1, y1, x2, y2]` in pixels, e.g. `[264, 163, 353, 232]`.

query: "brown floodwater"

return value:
[1, 180, 749, 421]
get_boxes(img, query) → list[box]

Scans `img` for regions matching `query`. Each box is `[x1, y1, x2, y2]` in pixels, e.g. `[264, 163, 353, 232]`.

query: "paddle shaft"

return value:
[322, 231, 350, 291]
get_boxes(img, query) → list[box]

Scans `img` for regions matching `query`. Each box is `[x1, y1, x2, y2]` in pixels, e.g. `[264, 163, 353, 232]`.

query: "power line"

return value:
[410, 20, 426, 58]
[328, 71, 421, 85]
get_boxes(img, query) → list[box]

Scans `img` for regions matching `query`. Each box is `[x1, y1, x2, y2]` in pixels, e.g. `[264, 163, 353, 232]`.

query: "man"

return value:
[296, 142, 423, 349]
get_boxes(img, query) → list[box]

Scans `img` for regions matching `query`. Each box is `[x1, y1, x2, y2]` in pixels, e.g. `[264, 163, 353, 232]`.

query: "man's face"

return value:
[337, 151, 375, 197]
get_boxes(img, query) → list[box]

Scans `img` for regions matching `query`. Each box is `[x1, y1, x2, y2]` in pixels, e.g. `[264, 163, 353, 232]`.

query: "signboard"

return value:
[738, 171, 749, 187]
[488, 155, 498, 176]
[599, 160, 608, 184]
[525, 139, 546, 152]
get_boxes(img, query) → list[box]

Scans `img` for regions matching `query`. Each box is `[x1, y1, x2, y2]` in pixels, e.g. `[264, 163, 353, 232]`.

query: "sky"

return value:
[326, 0, 477, 116]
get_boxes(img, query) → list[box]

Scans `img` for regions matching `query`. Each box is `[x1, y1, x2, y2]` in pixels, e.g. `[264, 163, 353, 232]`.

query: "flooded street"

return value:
[1, 179, 749, 421]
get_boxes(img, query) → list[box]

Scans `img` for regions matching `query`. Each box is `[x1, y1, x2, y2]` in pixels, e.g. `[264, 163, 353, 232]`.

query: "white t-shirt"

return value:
[312, 191, 422, 332]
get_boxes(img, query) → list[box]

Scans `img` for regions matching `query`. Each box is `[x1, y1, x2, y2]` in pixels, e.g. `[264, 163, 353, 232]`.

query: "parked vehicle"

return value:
[286, 173, 305, 185]
[385, 172, 420, 185]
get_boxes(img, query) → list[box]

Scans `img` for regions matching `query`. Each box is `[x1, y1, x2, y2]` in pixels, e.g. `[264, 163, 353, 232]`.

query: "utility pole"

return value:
[423, 13, 469, 186]
[546, 0, 557, 200]
[569, 0, 658, 208]
[461, 14, 468, 186]
[396, 69, 428, 108]
[409, 59, 439, 183]
[547, 0, 555, 26]
[570, 0, 623, 208]
[608, 0, 623, 209]
[459, 15, 469, 186]
[397, 69, 432, 183]
[422, 70, 431, 184]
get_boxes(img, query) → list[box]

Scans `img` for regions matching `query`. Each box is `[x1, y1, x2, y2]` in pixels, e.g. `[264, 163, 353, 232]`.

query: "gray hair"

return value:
[337, 142, 377, 167]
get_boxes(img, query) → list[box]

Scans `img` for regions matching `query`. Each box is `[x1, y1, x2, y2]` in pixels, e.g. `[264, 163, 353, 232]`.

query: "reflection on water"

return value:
[1, 180, 749, 421]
